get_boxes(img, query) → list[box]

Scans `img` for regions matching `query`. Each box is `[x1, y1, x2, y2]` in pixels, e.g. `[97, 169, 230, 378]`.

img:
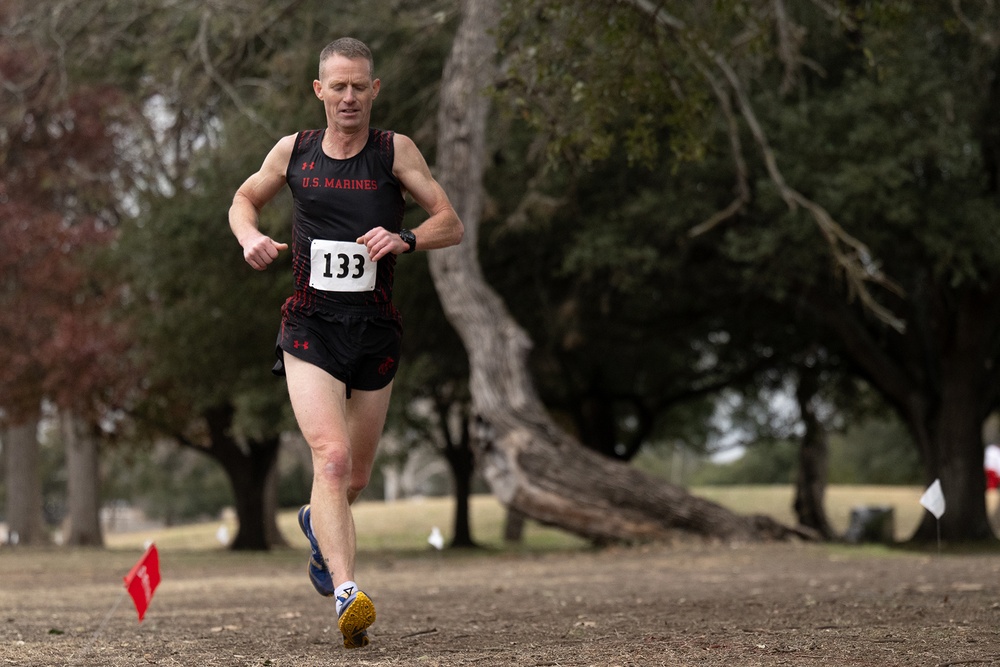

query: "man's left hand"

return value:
[356, 227, 408, 261]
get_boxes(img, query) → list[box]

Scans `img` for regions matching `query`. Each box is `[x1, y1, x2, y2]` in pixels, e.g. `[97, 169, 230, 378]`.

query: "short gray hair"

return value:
[318, 37, 375, 79]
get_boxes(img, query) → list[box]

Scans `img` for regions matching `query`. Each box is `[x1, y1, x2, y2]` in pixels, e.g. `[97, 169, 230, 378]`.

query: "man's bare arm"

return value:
[229, 134, 296, 270]
[356, 133, 464, 262]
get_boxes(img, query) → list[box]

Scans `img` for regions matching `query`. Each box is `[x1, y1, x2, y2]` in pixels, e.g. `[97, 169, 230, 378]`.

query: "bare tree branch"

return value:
[804, 0, 858, 31]
[687, 62, 750, 237]
[711, 51, 906, 332]
[195, 9, 279, 141]
[772, 0, 805, 94]
[620, 0, 907, 332]
[951, 0, 1000, 48]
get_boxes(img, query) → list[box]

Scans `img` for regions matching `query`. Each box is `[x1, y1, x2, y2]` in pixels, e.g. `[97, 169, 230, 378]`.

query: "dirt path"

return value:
[2, 541, 999, 666]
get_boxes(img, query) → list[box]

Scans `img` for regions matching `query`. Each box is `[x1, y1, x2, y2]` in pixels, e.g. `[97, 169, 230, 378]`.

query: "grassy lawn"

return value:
[694, 484, 926, 539]
[102, 485, 927, 553]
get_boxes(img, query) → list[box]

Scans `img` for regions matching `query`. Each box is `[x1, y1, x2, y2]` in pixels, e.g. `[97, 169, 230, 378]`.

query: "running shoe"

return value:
[337, 587, 376, 648]
[297, 505, 335, 597]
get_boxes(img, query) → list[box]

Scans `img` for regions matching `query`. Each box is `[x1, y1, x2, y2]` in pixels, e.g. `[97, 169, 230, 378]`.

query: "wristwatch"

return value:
[399, 228, 416, 254]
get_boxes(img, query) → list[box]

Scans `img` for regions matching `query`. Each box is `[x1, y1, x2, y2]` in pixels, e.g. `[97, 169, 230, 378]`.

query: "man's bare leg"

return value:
[283, 353, 391, 646]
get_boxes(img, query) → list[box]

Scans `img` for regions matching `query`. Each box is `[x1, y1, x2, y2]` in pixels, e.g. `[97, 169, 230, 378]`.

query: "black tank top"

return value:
[282, 128, 405, 317]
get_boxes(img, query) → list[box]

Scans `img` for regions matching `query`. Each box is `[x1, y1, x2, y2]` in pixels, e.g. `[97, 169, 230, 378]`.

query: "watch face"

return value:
[400, 229, 416, 252]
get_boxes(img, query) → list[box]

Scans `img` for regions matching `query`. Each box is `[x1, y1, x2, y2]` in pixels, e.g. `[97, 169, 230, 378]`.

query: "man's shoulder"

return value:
[269, 131, 317, 157]
[369, 127, 396, 145]
[367, 128, 399, 162]
[388, 132, 423, 168]
[386, 131, 420, 156]
[292, 130, 324, 151]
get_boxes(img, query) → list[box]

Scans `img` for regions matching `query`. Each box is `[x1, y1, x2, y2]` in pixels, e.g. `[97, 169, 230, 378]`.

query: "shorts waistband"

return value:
[283, 297, 399, 320]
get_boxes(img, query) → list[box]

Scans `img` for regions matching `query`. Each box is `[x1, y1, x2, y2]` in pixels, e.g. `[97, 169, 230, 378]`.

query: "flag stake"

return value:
[71, 588, 128, 661]
[919, 479, 946, 554]
[71, 544, 160, 663]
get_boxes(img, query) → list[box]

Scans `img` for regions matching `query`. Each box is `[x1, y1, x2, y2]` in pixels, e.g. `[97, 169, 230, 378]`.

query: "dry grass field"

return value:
[4, 486, 998, 667]
[101, 485, 930, 552]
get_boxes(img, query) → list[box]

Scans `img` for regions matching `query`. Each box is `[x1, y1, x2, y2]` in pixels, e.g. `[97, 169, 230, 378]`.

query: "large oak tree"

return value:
[496, 0, 1000, 542]
[428, 0, 803, 543]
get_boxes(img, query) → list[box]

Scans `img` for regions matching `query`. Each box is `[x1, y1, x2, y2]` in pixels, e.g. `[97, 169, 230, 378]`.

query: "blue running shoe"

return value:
[297, 505, 335, 597]
[337, 587, 376, 649]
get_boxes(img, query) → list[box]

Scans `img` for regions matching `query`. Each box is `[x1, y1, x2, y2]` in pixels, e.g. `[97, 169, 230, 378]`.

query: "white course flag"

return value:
[427, 526, 444, 550]
[920, 479, 946, 519]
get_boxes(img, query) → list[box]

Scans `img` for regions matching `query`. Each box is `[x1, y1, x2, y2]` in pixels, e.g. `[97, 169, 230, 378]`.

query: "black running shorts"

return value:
[273, 309, 402, 397]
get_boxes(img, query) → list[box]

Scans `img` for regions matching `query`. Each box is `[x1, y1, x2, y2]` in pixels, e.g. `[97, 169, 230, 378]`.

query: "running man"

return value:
[228, 37, 463, 648]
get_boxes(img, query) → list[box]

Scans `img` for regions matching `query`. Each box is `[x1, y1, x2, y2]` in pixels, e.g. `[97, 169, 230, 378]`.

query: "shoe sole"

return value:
[339, 591, 376, 648]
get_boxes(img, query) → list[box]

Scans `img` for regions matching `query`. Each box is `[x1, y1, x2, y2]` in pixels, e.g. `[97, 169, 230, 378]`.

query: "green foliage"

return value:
[498, 0, 1000, 296]
[102, 442, 233, 523]
[692, 439, 799, 485]
[490, 1, 1000, 489]
[500, 1, 714, 168]
[115, 154, 290, 433]
[107, 1, 458, 442]
[9, 0, 1000, 534]
[276, 460, 312, 509]
[757, 20, 1000, 289]
[689, 414, 921, 486]
[690, 414, 924, 485]
[827, 416, 922, 485]
[479, 106, 814, 456]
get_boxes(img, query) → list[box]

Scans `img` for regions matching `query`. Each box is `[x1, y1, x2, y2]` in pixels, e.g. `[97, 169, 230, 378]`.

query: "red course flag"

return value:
[123, 544, 161, 622]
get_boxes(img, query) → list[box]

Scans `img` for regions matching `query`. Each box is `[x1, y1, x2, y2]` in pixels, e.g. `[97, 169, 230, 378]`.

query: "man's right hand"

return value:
[242, 234, 288, 271]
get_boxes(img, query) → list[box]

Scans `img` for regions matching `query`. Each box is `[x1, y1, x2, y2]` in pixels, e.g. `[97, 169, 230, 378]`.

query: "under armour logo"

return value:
[302, 161, 315, 170]
[293, 340, 309, 350]
[378, 356, 396, 375]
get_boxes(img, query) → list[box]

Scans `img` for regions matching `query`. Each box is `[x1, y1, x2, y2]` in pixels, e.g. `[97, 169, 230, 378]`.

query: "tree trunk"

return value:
[264, 459, 288, 548]
[792, 365, 835, 540]
[577, 393, 620, 458]
[61, 410, 104, 546]
[199, 404, 282, 550]
[908, 366, 993, 542]
[428, 0, 802, 544]
[448, 451, 476, 548]
[445, 414, 477, 548]
[907, 294, 995, 542]
[431, 396, 478, 548]
[814, 287, 997, 543]
[503, 507, 527, 543]
[2, 418, 49, 546]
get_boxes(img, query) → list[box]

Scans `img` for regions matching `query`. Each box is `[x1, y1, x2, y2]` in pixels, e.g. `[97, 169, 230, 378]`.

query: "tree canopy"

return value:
[2, 0, 998, 545]
[492, 0, 1000, 540]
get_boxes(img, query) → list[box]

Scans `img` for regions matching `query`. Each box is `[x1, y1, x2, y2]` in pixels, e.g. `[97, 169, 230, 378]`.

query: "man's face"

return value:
[313, 54, 380, 132]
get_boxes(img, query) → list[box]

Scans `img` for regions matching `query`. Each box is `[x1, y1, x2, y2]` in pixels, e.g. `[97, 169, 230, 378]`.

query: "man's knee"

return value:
[310, 440, 352, 485]
[347, 481, 367, 504]
[348, 460, 376, 502]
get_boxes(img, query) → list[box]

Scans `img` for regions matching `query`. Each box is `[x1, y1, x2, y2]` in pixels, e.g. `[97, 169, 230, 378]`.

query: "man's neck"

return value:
[322, 125, 369, 159]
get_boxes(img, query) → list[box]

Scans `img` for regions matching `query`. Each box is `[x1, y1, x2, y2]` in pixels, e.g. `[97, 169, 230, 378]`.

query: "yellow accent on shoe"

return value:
[337, 590, 376, 649]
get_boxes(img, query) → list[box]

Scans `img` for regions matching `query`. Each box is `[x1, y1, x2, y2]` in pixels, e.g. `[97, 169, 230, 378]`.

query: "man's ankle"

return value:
[334, 580, 358, 613]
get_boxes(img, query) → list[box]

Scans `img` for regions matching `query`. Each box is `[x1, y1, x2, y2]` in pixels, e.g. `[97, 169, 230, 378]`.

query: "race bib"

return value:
[308, 239, 376, 292]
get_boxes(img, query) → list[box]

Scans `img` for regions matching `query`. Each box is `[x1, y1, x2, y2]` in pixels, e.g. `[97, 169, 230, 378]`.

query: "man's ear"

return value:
[313, 79, 323, 99]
